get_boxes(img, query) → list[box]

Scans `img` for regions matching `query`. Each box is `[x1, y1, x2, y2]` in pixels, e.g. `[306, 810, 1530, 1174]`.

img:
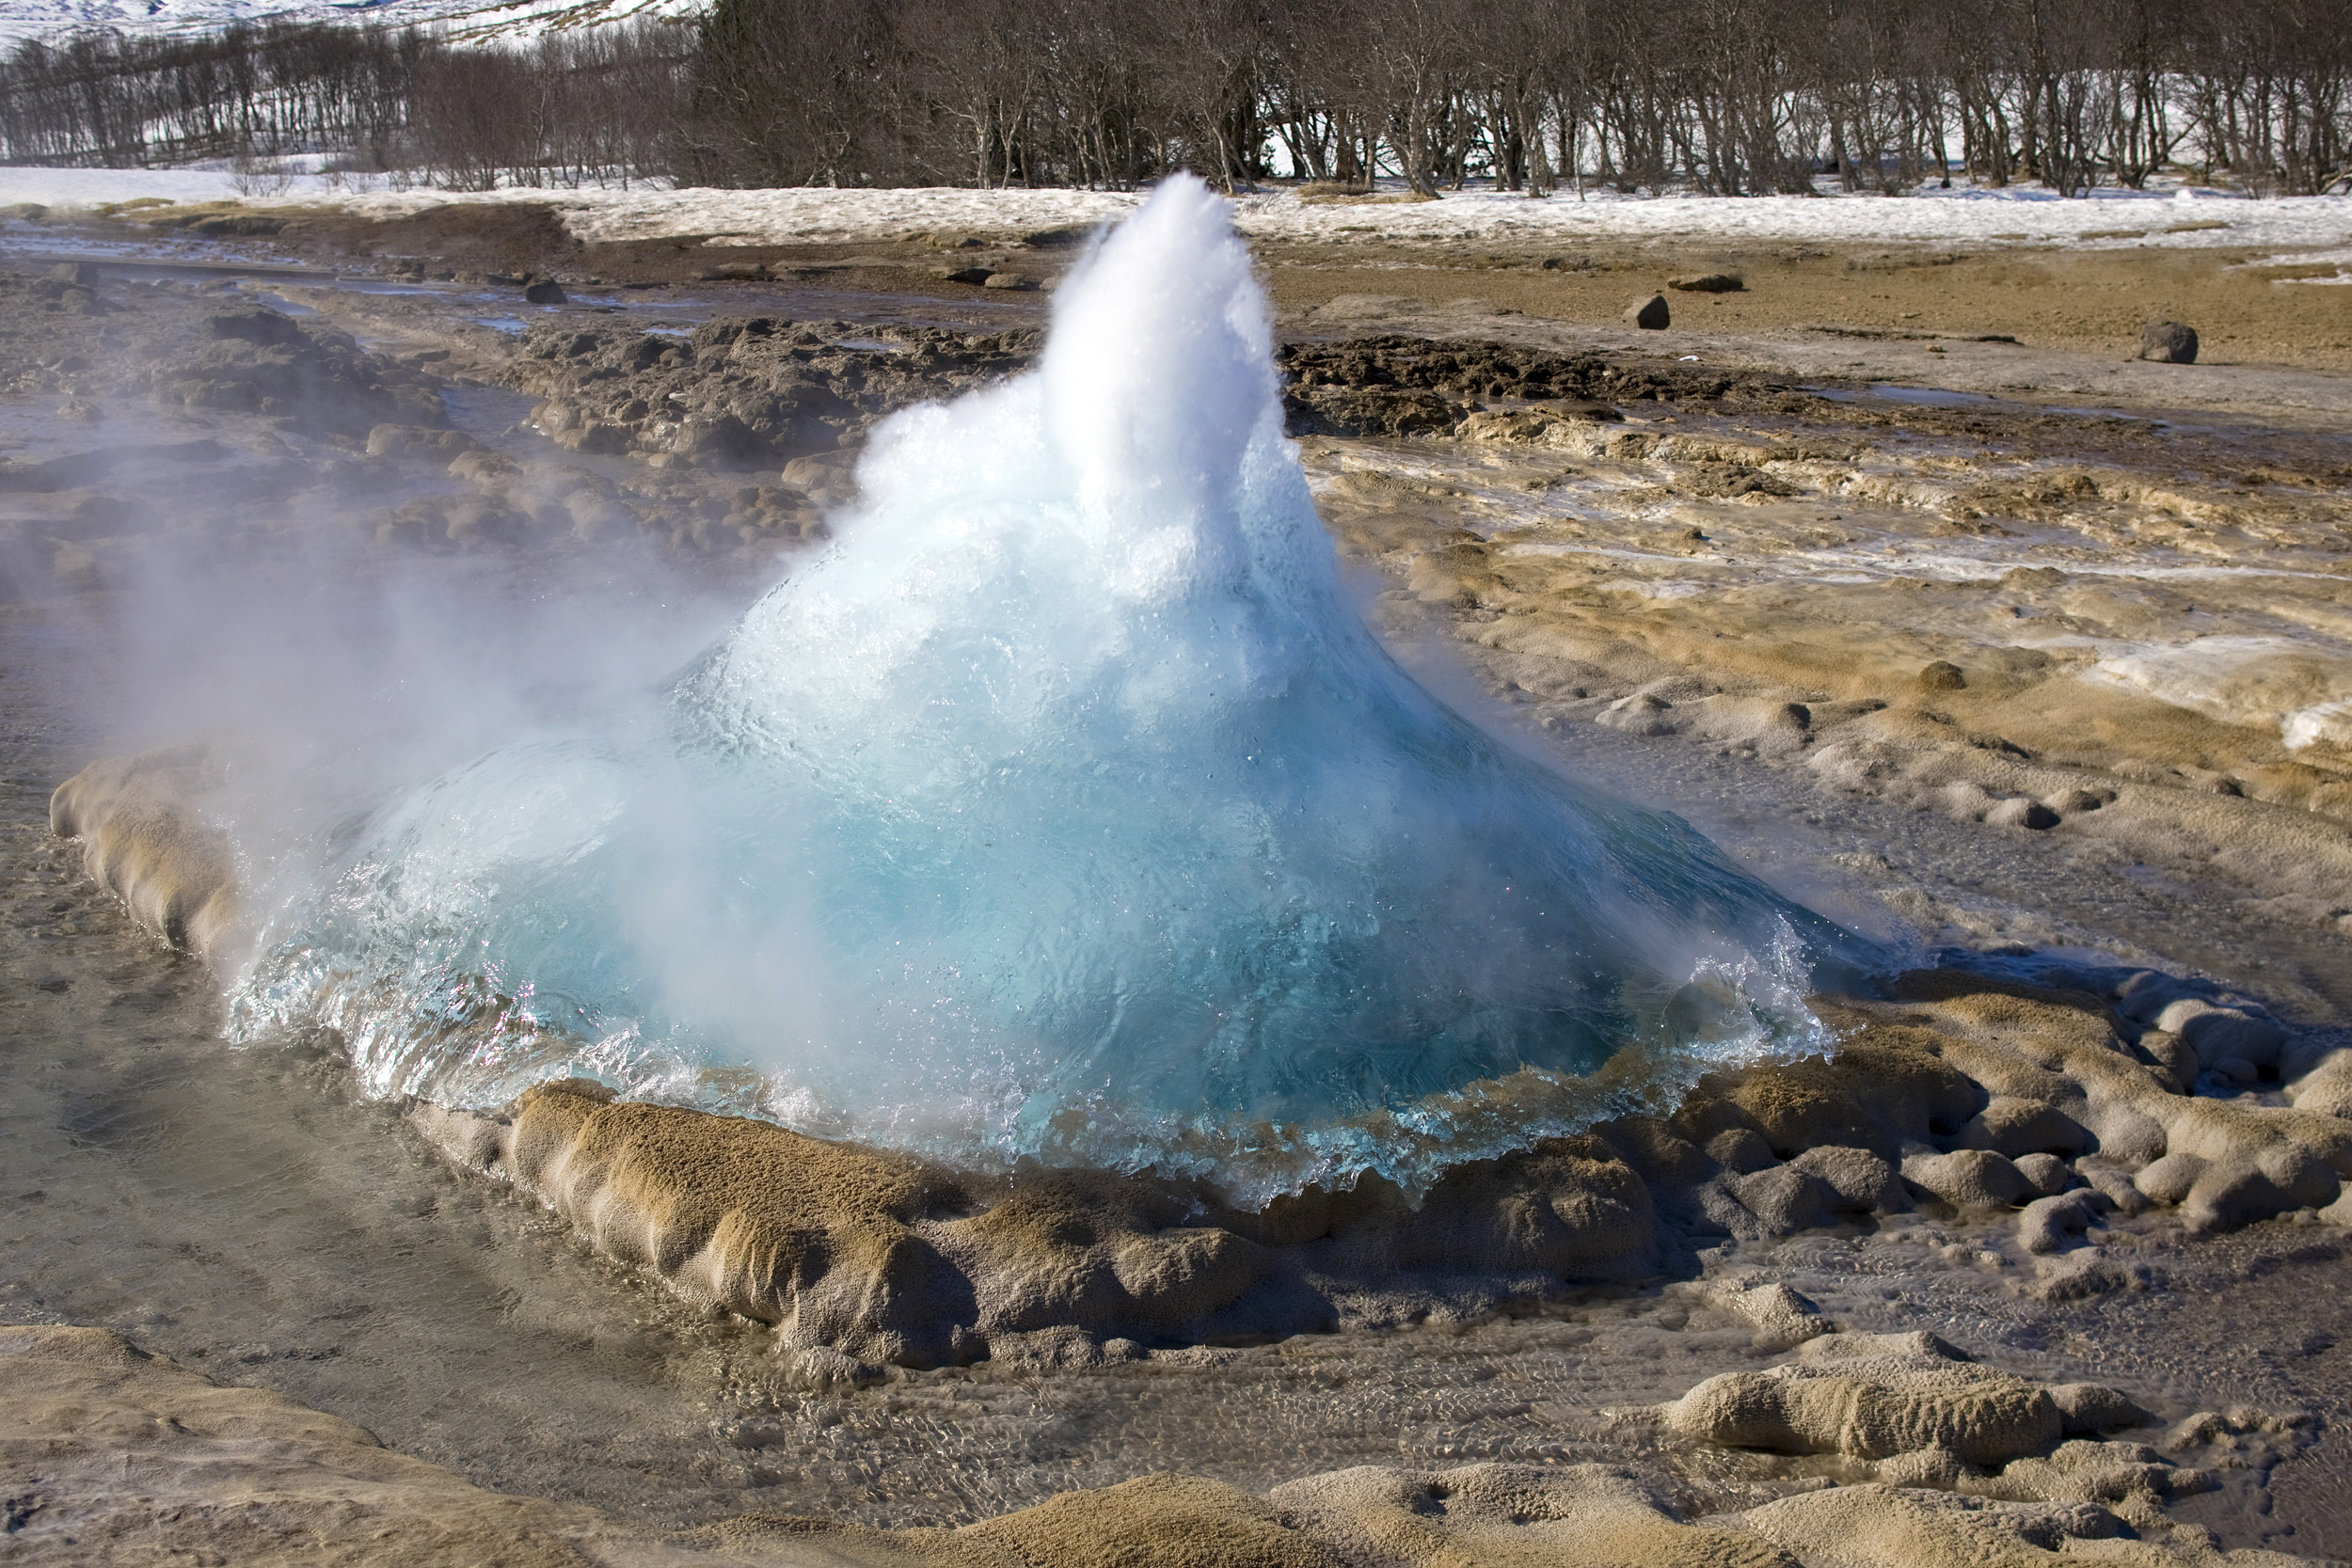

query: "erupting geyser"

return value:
[232, 178, 1876, 1201]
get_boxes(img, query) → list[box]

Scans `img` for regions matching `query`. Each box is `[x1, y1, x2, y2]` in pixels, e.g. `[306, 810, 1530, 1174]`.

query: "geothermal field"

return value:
[3, 171, 2352, 1568]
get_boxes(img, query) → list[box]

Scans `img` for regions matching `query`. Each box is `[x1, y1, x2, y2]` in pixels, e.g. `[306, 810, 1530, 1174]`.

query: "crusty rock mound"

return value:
[50, 751, 2352, 1379]
[405, 961, 2352, 1379]
[12, 1323, 2322, 1566]
[0, 1324, 598, 1566]
[48, 746, 241, 959]
[414, 1079, 1663, 1385]
[511, 316, 1040, 467]
[1666, 1330, 2066, 1467]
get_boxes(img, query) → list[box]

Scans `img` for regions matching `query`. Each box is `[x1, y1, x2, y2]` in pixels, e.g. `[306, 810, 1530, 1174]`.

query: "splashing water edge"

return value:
[225, 177, 1881, 1209]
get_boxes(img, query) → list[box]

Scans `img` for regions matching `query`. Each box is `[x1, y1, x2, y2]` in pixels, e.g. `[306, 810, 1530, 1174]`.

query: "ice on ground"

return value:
[3, 166, 2346, 255]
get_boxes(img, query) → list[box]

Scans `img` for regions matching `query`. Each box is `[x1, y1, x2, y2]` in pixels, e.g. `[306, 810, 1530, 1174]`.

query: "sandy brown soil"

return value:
[1258, 238, 2352, 373]
[22, 191, 2352, 371]
[6, 210, 2352, 1565]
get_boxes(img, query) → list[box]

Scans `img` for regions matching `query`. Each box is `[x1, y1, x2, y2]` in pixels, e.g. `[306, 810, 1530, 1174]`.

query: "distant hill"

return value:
[0, 0, 693, 47]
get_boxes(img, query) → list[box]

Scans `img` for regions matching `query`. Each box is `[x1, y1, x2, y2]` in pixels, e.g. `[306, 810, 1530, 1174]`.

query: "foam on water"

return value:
[230, 178, 1877, 1202]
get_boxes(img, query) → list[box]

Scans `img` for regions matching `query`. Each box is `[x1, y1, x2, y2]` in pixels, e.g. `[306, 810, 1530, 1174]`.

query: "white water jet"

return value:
[230, 177, 1877, 1202]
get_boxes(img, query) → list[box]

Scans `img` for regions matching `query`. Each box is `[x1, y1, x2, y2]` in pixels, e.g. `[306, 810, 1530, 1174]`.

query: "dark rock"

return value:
[939, 266, 995, 285]
[1277, 336, 1748, 409]
[2182, 1160, 2299, 1232]
[511, 315, 1039, 469]
[1706, 1127, 1778, 1174]
[1916, 660, 1967, 690]
[2048, 1383, 2153, 1434]
[161, 309, 441, 435]
[187, 214, 286, 238]
[1789, 1146, 1907, 1212]
[1626, 293, 1671, 329]
[523, 278, 568, 305]
[1686, 462, 1796, 499]
[983, 273, 1041, 291]
[1986, 798, 2060, 831]
[2138, 320, 2198, 363]
[206, 307, 308, 347]
[1669, 273, 1744, 293]
[1961, 1097, 2091, 1159]
[1284, 386, 1462, 438]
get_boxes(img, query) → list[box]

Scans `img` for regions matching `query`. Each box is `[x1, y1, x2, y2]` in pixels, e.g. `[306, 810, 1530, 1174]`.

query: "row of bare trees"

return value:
[0, 19, 686, 189]
[4, 0, 2346, 197]
[681, 0, 2352, 197]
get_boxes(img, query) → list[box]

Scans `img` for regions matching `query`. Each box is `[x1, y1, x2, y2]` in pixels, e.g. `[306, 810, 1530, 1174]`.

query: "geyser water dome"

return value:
[232, 177, 1879, 1201]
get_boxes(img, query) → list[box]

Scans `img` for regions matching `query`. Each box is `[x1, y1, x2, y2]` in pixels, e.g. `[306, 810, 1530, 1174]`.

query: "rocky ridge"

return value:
[46, 748, 2352, 1393]
[3, 1317, 2324, 1565]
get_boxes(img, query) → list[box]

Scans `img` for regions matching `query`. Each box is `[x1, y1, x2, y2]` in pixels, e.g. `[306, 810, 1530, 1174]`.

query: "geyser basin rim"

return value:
[194, 173, 1878, 1203]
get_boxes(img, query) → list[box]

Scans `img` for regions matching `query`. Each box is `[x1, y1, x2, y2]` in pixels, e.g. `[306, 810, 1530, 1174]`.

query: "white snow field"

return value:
[1, 166, 2345, 260]
[0, 0, 689, 46]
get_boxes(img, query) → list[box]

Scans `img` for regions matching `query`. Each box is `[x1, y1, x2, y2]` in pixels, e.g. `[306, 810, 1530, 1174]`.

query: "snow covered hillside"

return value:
[1, 166, 2344, 263]
[0, 0, 690, 47]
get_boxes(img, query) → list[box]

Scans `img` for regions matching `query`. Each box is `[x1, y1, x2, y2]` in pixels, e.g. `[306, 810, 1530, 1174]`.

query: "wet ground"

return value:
[8, 705, 2352, 1556]
[4, 229, 2352, 1560]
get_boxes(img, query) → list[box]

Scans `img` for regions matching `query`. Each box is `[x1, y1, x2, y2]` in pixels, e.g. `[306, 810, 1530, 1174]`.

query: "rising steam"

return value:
[229, 177, 1876, 1202]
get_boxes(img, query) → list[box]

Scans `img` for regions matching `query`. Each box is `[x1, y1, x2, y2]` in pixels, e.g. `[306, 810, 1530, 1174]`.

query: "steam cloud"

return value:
[225, 178, 1876, 1201]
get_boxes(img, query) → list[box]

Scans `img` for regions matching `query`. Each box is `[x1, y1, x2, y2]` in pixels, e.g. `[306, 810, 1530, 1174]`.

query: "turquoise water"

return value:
[229, 178, 1876, 1202]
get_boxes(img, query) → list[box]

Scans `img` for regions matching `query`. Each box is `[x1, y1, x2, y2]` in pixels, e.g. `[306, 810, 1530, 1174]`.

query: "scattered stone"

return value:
[2155, 998, 2287, 1073]
[939, 265, 995, 285]
[2048, 1382, 2154, 1435]
[1903, 1148, 2033, 1209]
[1720, 1164, 1838, 1235]
[983, 272, 1041, 291]
[1986, 796, 2060, 830]
[2138, 320, 2199, 363]
[522, 277, 568, 305]
[187, 213, 285, 237]
[2180, 1155, 2333, 1233]
[1708, 1279, 1830, 1345]
[2029, 1250, 2154, 1303]
[43, 261, 99, 287]
[205, 305, 308, 346]
[1669, 272, 1744, 293]
[1707, 1126, 1778, 1173]
[1961, 1096, 2091, 1159]
[1624, 293, 1671, 329]
[1915, 659, 1966, 690]
[2010, 1152, 2074, 1197]
[2017, 1191, 2101, 1252]
[2042, 785, 2111, 815]
[1597, 691, 1677, 736]
[514, 315, 1037, 468]
[2074, 1158, 2153, 1214]
[1789, 1145, 1906, 1212]
[1664, 1330, 2061, 1465]
[2134, 1151, 2207, 1205]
